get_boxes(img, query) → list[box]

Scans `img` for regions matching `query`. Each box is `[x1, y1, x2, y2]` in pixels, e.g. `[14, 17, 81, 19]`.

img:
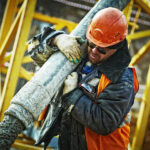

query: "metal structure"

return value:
[122, 1, 150, 150]
[0, 0, 150, 149]
[0, 0, 40, 149]
[123, 1, 150, 150]
[0, 0, 36, 119]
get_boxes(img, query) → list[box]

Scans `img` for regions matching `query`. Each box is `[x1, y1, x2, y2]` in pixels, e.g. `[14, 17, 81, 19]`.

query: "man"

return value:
[0, 7, 138, 150]
[28, 7, 139, 150]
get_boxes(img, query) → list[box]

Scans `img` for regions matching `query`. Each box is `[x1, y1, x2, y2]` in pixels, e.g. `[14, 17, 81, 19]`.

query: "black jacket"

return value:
[36, 40, 137, 150]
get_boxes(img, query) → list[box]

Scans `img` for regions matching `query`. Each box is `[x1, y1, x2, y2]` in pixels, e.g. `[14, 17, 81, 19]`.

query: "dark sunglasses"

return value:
[87, 41, 106, 54]
[87, 39, 125, 54]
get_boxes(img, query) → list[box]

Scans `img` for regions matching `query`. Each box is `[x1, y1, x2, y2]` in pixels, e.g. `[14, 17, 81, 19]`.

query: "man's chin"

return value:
[89, 59, 97, 64]
[88, 55, 100, 64]
[89, 57, 102, 64]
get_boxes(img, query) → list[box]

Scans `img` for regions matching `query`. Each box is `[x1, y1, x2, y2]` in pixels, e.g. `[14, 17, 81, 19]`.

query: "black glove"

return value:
[61, 88, 83, 113]
[0, 115, 25, 150]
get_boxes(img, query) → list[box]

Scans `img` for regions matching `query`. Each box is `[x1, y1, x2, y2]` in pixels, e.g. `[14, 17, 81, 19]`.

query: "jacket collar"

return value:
[97, 39, 131, 83]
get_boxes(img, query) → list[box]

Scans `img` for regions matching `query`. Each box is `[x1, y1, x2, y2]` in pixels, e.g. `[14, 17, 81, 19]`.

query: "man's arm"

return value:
[27, 26, 65, 66]
[62, 69, 135, 135]
[0, 0, 130, 147]
[27, 27, 83, 66]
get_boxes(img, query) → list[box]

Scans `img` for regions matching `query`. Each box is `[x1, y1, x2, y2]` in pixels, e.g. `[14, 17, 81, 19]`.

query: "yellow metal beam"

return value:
[129, 40, 150, 66]
[130, 6, 141, 33]
[135, 0, 150, 15]
[0, 0, 37, 120]
[0, 0, 18, 45]
[22, 56, 34, 64]
[0, 3, 24, 63]
[0, 67, 1, 97]
[1, 66, 34, 81]
[131, 66, 150, 150]
[127, 30, 150, 40]
[19, 67, 34, 80]
[123, 0, 134, 22]
[128, 5, 141, 46]
[128, 21, 139, 29]
[55, 24, 66, 31]
[17, 6, 78, 33]
[0, 67, 8, 75]
[18, 0, 24, 4]
[33, 12, 77, 33]
[1, 53, 12, 63]
[13, 140, 52, 150]
[34, 12, 77, 27]
[1, 53, 34, 80]
[2, 54, 33, 64]
[1, 53, 34, 81]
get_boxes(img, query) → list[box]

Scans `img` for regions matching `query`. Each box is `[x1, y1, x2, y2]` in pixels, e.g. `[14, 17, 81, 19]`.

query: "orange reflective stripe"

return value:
[131, 68, 139, 93]
[96, 74, 111, 98]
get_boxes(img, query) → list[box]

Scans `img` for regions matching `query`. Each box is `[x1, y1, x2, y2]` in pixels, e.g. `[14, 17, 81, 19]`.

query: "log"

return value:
[6, 0, 130, 127]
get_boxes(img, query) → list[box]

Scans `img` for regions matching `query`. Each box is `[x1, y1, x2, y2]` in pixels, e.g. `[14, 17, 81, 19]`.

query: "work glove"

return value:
[53, 34, 85, 64]
[0, 115, 25, 149]
[62, 72, 83, 113]
[63, 72, 78, 95]
[27, 27, 64, 66]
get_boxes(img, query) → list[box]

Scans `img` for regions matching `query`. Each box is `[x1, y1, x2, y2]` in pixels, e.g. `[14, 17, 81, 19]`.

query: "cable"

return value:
[53, 0, 93, 10]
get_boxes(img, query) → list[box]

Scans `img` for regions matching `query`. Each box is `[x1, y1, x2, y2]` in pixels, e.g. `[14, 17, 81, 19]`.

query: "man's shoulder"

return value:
[119, 67, 134, 84]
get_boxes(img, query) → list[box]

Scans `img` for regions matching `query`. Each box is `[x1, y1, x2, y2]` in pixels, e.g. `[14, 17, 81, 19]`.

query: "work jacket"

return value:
[35, 39, 138, 150]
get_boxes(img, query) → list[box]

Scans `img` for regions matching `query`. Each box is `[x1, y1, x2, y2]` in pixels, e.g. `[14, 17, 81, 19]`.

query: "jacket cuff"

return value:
[61, 88, 83, 112]
[43, 27, 65, 47]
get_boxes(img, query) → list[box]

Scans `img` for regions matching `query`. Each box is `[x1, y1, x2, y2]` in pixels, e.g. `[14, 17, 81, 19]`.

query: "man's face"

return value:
[87, 41, 117, 64]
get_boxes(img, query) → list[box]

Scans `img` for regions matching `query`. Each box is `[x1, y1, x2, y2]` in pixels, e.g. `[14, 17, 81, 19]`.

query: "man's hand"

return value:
[63, 72, 78, 95]
[62, 72, 83, 113]
[27, 27, 64, 66]
[53, 34, 84, 64]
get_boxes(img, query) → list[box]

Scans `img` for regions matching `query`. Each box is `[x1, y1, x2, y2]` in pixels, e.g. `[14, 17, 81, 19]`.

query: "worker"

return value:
[0, 7, 139, 150]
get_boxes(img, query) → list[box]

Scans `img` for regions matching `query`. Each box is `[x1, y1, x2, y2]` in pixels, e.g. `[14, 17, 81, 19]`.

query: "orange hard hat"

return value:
[86, 7, 128, 47]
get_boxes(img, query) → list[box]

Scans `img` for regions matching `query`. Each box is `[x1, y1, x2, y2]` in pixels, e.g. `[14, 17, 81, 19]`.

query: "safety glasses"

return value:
[87, 41, 106, 54]
[87, 39, 125, 54]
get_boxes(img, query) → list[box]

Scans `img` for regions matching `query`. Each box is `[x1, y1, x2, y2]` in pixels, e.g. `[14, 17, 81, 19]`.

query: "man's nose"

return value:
[92, 47, 99, 54]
